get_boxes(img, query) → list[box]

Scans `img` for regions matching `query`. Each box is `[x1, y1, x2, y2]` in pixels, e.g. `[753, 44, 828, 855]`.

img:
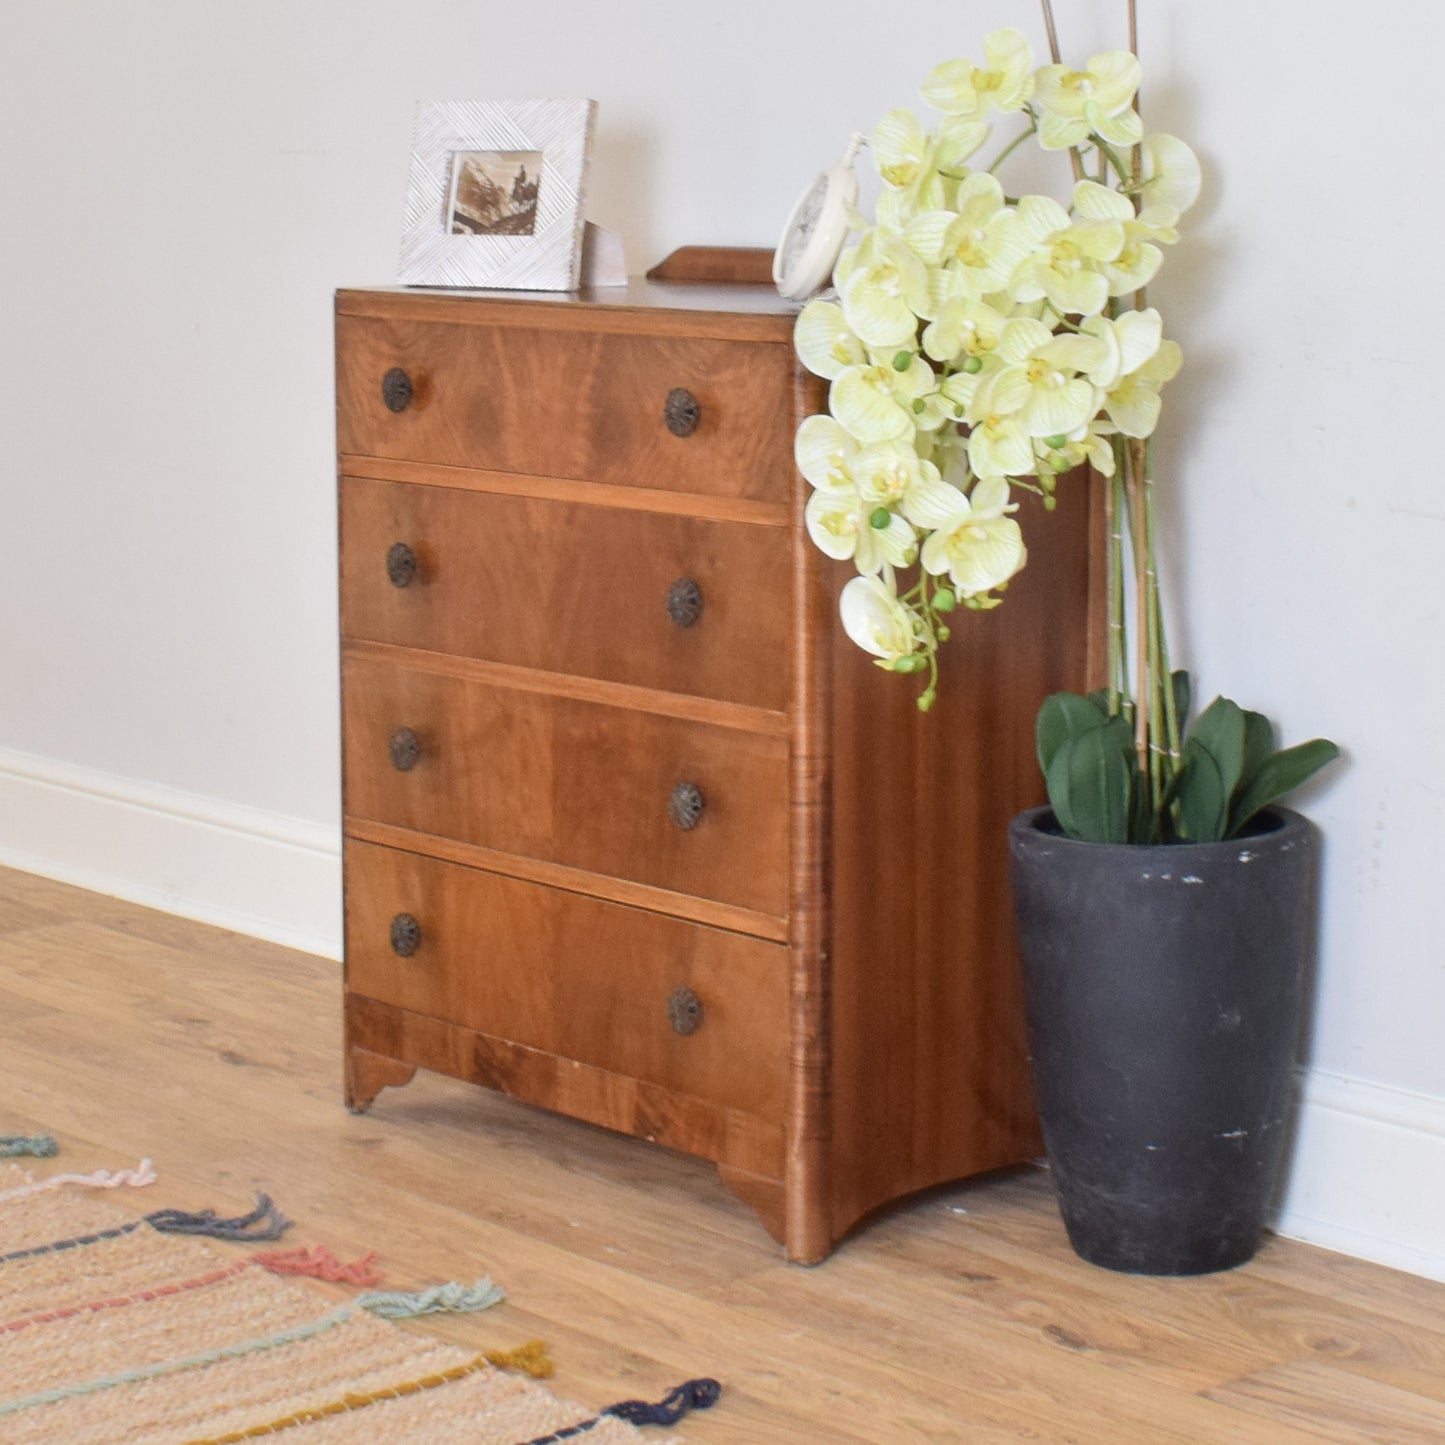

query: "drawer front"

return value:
[336, 315, 794, 503]
[342, 654, 789, 917]
[344, 841, 788, 1119]
[339, 476, 792, 711]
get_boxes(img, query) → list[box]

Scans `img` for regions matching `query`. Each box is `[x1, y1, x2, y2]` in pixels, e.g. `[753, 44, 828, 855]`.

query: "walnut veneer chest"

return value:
[335, 266, 1097, 1263]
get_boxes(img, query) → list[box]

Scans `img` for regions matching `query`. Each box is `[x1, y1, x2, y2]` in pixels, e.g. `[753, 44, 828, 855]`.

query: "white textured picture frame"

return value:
[399, 98, 597, 290]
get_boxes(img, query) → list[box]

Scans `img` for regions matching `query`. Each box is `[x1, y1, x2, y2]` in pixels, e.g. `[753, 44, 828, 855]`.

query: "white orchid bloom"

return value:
[839, 574, 931, 664]
[920, 29, 1035, 121]
[794, 301, 868, 380]
[918, 476, 1027, 596]
[1034, 50, 1143, 150]
[1139, 133, 1202, 217]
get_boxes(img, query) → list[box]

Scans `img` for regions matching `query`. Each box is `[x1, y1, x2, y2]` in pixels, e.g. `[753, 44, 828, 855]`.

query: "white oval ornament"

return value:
[773, 134, 864, 302]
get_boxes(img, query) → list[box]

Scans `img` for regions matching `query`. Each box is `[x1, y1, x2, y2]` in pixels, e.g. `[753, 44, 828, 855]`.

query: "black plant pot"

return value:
[1008, 805, 1319, 1275]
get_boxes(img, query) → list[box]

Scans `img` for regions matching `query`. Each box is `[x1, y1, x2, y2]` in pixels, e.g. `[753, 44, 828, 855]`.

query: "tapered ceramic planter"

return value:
[1008, 806, 1319, 1275]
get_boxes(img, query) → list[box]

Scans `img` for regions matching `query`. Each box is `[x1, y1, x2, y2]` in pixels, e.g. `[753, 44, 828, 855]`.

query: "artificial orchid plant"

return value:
[794, 2, 1337, 844]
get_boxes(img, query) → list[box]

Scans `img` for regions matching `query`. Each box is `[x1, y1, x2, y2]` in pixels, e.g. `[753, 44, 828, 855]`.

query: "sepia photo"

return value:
[447, 149, 542, 237]
[400, 99, 597, 289]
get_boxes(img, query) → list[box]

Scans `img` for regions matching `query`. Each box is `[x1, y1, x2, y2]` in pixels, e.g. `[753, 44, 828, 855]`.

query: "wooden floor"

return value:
[3, 867, 1445, 1443]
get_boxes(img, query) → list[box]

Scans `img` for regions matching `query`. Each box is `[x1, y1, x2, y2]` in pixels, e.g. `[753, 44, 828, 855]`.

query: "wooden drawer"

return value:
[336, 315, 794, 503]
[341, 652, 789, 917]
[339, 476, 792, 711]
[343, 841, 788, 1120]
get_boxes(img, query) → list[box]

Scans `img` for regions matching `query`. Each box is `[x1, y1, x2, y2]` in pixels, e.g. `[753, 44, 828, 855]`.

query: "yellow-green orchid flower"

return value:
[794, 301, 869, 380]
[1034, 50, 1143, 151]
[838, 574, 932, 664]
[839, 232, 931, 348]
[853, 442, 944, 519]
[829, 350, 935, 444]
[917, 476, 1027, 596]
[806, 485, 916, 575]
[906, 173, 1027, 301]
[920, 29, 1035, 121]
[871, 110, 990, 217]
[966, 408, 1034, 479]
[970, 316, 1106, 439]
[922, 295, 1007, 367]
[1038, 417, 1119, 477]
[794, 413, 862, 492]
[1010, 193, 1123, 317]
[1139, 133, 1202, 217]
[1079, 308, 1165, 389]
[1104, 338, 1183, 438]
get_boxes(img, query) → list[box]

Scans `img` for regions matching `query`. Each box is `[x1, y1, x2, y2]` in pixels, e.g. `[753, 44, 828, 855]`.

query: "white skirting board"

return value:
[0, 742, 1443, 1279]
[1273, 1069, 1445, 1283]
[0, 744, 341, 960]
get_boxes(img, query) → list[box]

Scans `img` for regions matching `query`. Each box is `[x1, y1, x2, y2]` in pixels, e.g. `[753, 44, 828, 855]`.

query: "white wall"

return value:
[2, 0, 1442, 1276]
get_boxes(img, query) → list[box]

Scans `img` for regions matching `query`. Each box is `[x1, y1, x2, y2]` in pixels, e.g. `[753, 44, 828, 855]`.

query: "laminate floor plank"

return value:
[3, 865, 1444, 1442]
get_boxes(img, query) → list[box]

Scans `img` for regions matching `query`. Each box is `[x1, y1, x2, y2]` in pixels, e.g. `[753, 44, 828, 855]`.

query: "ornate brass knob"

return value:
[663, 387, 700, 437]
[668, 781, 705, 831]
[667, 987, 703, 1036]
[386, 542, 418, 588]
[382, 367, 413, 413]
[389, 913, 421, 957]
[666, 577, 702, 628]
[389, 727, 421, 771]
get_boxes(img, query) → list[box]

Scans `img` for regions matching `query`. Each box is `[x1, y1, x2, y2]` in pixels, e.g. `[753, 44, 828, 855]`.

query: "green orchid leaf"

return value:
[1188, 696, 1248, 800]
[1043, 741, 1077, 838]
[1227, 738, 1342, 837]
[1047, 716, 1134, 843]
[1036, 691, 1110, 777]
[1171, 670, 1191, 728]
[1176, 740, 1228, 842]
[1234, 709, 1275, 795]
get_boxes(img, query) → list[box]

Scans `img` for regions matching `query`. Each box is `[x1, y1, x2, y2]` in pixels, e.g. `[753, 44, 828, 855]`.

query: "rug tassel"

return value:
[147, 1193, 291, 1241]
[0, 1135, 58, 1158]
[358, 1278, 505, 1319]
[0, 1158, 155, 1203]
[251, 1245, 384, 1286]
[603, 1378, 722, 1427]
[484, 1339, 553, 1379]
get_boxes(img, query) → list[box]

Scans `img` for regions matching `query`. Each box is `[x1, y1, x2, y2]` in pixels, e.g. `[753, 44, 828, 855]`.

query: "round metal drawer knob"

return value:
[666, 577, 702, 628]
[386, 542, 418, 588]
[668, 781, 706, 832]
[389, 913, 422, 957]
[667, 986, 703, 1036]
[664, 387, 700, 437]
[382, 367, 414, 413]
[389, 727, 421, 772]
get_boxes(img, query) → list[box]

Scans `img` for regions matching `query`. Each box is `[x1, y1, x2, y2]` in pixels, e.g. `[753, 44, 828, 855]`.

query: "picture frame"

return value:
[399, 98, 598, 290]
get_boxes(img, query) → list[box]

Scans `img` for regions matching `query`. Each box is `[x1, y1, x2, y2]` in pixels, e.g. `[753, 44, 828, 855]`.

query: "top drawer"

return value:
[336, 315, 795, 504]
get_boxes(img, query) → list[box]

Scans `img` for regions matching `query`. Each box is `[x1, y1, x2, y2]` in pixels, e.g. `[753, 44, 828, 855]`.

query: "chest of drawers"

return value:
[336, 272, 1098, 1262]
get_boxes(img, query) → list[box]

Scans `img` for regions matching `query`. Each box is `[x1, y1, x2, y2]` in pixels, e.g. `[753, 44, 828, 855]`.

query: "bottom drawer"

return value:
[343, 841, 788, 1120]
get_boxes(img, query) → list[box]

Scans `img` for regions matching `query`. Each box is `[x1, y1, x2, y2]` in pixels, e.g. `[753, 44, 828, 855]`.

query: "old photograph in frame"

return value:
[400, 99, 597, 290]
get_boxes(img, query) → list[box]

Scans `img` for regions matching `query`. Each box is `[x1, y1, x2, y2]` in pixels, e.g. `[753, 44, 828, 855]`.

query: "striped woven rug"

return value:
[0, 1157, 716, 1444]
